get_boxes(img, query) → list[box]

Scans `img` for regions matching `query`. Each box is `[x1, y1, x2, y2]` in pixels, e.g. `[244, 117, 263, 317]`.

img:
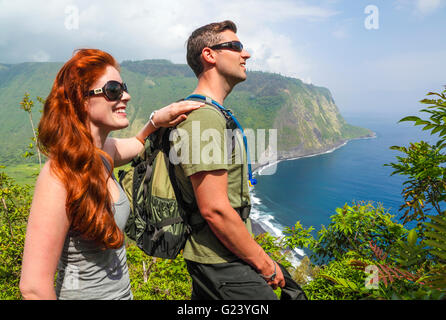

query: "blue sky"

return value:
[0, 0, 445, 118]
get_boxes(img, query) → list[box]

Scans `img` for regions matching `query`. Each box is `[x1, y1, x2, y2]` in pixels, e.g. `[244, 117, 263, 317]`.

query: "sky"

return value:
[0, 0, 445, 118]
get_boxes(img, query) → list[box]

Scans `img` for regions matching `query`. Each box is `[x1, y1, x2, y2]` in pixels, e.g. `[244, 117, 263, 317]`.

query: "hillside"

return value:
[0, 59, 373, 165]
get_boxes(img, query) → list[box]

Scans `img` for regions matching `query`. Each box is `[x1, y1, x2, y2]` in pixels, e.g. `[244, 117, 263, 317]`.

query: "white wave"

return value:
[254, 140, 351, 176]
[250, 135, 378, 267]
[249, 188, 305, 268]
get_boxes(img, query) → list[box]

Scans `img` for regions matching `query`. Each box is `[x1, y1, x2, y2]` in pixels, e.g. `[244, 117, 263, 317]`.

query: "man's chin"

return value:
[234, 73, 248, 84]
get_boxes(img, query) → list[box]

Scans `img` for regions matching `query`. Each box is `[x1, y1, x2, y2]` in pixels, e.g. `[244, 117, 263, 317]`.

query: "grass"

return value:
[1, 163, 40, 187]
[1, 162, 132, 191]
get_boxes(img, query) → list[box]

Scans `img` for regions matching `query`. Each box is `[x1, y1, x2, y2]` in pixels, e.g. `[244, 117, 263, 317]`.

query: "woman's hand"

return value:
[152, 100, 203, 128]
[113, 100, 203, 167]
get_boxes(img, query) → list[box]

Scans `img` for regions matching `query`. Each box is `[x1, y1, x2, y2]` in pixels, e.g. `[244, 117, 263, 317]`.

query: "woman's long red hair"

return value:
[38, 49, 124, 249]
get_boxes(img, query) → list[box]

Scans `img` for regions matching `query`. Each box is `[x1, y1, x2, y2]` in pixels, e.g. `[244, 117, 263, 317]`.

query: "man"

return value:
[172, 20, 285, 300]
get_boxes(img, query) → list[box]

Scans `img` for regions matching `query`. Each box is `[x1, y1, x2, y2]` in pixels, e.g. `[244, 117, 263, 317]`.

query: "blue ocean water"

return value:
[250, 113, 438, 243]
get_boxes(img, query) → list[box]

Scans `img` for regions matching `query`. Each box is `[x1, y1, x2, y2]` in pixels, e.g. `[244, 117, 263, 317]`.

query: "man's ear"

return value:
[201, 47, 217, 65]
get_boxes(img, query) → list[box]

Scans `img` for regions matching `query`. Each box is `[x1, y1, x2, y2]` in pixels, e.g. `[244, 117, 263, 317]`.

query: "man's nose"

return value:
[242, 49, 251, 59]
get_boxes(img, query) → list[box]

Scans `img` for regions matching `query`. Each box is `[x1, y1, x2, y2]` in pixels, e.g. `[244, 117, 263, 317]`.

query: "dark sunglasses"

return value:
[210, 41, 244, 52]
[87, 80, 128, 101]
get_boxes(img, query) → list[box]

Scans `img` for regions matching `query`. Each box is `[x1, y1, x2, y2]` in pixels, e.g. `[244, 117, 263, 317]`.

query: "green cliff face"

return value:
[0, 60, 373, 165]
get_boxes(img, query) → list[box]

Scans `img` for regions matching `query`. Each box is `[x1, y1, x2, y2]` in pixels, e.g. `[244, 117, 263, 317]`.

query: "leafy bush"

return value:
[302, 252, 373, 300]
[3, 88, 446, 300]
[126, 243, 192, 300]
[309, 201, 408, 264]
[0, 168, 32, 299]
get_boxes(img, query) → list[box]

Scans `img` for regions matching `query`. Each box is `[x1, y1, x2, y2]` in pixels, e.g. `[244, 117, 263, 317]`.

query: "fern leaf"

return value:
[380, 264, 395, 283]
[424, 231, 446, 244]
[430, 250, 446, 261]
[349, 260, 368, 269]
[424, 221, 446, 234]
[319, 274, 338, 284]
[428, 215, 446, 226]
[424, 239, 446, 251]
[399, 116, 421, 123]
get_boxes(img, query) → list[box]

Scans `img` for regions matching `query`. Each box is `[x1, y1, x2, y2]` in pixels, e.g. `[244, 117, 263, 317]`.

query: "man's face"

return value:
[213, 30, 251, 86]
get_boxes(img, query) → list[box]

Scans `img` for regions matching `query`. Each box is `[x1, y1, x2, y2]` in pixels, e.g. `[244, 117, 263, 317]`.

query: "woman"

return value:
[19, 49, 202, 300]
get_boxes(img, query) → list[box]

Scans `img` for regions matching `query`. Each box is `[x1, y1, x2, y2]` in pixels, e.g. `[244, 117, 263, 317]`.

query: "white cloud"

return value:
[0, 0, 336, 83]
[331, 20, 353, 39]
[395, 0, 445, 15]
[245, 28, 312, 80]
[361, 50, 446, 93]
[29, 50, 51, 62]
[416, 0, 444, 14]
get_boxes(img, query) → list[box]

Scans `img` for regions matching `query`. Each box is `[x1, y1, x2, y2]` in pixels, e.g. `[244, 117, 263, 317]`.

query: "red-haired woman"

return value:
[19, 49, 202, 300]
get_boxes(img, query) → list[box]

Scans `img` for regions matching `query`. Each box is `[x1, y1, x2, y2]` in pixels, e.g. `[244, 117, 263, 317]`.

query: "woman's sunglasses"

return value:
[210, 41, 244, 52]
[87, 80, 128, 101]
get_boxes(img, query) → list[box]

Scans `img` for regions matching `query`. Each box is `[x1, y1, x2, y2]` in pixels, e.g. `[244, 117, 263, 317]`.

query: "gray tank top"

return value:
[55, 162, 132, 300]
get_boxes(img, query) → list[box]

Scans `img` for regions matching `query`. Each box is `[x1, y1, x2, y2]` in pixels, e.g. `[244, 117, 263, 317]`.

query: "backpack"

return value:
[118, 99, 250, 260]
[118, 126, 202, 259]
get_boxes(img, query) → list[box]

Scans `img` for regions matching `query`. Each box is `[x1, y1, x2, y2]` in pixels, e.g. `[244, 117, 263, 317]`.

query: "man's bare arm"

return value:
[189, 169, 285, 289]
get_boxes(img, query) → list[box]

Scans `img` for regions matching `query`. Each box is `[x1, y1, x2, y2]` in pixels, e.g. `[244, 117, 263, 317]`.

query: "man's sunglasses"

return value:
[210, 41, 244, 52]
[86, 80, 128, 101]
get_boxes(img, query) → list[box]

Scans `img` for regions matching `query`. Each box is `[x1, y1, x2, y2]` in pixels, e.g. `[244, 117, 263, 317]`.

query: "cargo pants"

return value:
[185, 259, 278, 300]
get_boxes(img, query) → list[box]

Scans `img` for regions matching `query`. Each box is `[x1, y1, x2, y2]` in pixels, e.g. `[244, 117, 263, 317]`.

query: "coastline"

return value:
[249, 132, 377, 237]
[252, 132, 377, 176]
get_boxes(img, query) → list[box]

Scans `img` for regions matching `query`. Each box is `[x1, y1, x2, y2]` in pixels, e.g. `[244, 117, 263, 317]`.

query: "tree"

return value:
[387, 87, 446, 225]
[19, 93, 44, 169]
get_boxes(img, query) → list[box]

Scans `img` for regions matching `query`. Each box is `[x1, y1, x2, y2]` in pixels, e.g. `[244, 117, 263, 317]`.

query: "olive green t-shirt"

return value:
[170, 104, 252, 264]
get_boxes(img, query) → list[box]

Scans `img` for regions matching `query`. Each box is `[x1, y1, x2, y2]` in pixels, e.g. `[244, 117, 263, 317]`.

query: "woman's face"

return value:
[87, 65, 131, 135]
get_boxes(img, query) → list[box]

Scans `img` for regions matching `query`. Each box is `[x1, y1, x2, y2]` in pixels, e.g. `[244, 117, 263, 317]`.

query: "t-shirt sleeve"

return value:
[171, 106, 230, 177]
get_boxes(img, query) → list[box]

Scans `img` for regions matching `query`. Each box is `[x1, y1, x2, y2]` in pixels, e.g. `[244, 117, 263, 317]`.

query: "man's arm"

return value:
[189, 169, 285, 289]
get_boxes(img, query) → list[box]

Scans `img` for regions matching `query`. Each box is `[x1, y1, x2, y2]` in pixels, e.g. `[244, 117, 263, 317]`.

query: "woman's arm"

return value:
[19, 161, 70, 300]
[106, 100, 203, 167]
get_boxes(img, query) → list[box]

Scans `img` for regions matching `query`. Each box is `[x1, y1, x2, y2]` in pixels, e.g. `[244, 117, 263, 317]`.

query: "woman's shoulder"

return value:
[28, 159, 70, 235]
[35, 159, 66, 195]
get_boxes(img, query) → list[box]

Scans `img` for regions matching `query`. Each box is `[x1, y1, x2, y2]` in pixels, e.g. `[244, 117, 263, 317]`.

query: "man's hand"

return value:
[259, 260, 285, 290]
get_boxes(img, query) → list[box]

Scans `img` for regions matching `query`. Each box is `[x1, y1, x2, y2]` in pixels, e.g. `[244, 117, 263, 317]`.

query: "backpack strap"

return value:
[235, 205, 251, 221]
[180, 96, 251, 222]
[160, 128, 205, 230]
[100, 155, 117, 180]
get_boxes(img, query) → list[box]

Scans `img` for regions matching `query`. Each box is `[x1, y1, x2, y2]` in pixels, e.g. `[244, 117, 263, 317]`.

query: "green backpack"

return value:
[118, 99, 249, 260]
[118, 127, 203, 259]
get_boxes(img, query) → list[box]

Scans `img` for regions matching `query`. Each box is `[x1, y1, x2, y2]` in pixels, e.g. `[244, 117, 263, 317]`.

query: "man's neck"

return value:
[192, 73, 234, 105]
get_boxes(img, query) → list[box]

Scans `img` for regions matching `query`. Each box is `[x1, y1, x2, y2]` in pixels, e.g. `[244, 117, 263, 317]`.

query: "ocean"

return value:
[249, 112, 438, 259]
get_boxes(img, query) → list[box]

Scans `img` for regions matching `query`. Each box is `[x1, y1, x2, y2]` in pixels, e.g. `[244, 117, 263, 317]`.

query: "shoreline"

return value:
[252, 132, 377, 176]
[249, 132, 377, 237]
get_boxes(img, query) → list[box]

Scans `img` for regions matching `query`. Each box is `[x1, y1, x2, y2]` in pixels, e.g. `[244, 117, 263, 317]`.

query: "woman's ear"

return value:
[84, 99, 90, 113]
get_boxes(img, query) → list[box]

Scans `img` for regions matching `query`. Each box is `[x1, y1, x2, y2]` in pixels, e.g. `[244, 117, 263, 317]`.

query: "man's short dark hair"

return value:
[186, 20, 237, 77]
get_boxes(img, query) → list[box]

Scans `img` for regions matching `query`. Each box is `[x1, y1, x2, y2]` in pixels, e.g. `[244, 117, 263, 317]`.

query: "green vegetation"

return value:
[0, 168, 32, 299]
[1, 163, 40, 187]
[297, 88, 446, 300]
[126, 243, 192, 300]
[4, 70, 444, 301]
[0, 59, 372, 166]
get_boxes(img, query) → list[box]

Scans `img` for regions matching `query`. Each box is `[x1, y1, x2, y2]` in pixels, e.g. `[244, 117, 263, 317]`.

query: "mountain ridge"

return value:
[0, 59, 373, 165]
